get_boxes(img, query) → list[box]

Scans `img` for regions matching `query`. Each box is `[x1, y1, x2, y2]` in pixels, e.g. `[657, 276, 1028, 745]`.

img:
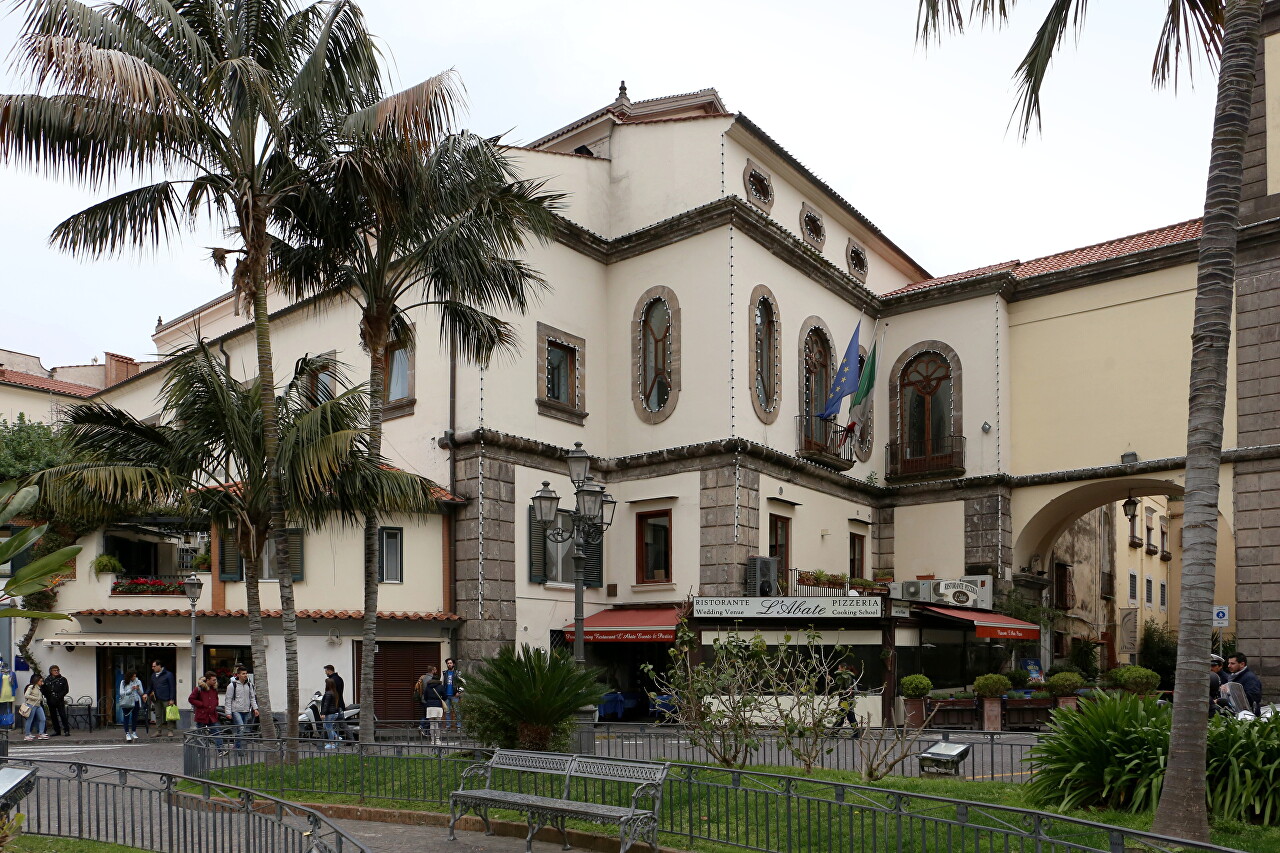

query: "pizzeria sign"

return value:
[693, 597, 883, 619]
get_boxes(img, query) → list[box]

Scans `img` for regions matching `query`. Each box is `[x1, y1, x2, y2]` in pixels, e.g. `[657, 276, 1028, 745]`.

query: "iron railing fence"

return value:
[180, 737, 1239, 853]
[0, 756, 370, 853]
[306, 722, 1039, 780]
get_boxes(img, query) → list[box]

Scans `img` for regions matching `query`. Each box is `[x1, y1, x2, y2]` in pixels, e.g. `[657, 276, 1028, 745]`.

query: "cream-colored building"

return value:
[15, 42, 1280, 712]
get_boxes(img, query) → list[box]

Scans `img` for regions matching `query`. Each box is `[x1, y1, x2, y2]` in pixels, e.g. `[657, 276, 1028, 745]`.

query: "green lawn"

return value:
[183, 751, 1277, 852]
[8, 838, 146, 853]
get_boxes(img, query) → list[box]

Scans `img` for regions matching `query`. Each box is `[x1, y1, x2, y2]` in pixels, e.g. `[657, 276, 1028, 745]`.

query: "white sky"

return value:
[1, 1, 1218, 368]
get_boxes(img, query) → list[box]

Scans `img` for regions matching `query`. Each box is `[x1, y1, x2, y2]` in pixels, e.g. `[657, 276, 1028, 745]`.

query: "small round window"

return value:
[747, 170, 774, 205]
[803, 211, 825, 244]
[848, 242, 868, 277]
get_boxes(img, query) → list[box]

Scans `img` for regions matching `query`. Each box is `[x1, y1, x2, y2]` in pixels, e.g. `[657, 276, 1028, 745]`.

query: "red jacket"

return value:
[189, 685, 220, 725]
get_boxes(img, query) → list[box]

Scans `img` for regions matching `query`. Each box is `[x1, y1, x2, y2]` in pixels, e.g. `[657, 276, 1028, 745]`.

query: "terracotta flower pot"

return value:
[1055, 695, 1079, 710]
[903, 697, 926, 728]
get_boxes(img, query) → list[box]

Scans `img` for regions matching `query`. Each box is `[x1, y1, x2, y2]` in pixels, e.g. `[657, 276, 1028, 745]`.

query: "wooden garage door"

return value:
[352, 641, 441, 722]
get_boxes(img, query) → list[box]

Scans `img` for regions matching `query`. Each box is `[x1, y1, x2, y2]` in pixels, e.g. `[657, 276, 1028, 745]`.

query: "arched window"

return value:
[641, 298, 672, 413]
[901, 352, 953, 464]
[754, 297, 776, 408]
[801, 328, 832, 451]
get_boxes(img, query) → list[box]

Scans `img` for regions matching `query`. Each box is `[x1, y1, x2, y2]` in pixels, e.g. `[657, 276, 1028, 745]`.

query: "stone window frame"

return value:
[749, 284, 782, 424]
[631, 285, 682, 424]
[797, 315, 837, 430]
[536, 321, 587, 426]
[846, 239, 869, 282]
[888, 339, 963, 450]
[799, 202, 827, 252]
[742, 159, 775, 214]
[635, 508, 673, 584]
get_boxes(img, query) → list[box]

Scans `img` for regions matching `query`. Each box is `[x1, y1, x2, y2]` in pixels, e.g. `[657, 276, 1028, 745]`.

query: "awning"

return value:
[918, 606, 1041, 640]
[563, 607, 681, 642]
[43, 635, 192, 648]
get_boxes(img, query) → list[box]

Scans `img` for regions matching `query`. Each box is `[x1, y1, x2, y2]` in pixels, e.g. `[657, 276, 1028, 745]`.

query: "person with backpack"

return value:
[189, 672, 225, 754]
[320, 677, 345, 750]
[118, 670, 144, 742]
[224, 666, 259, 751]
[417, 667, 445, 745]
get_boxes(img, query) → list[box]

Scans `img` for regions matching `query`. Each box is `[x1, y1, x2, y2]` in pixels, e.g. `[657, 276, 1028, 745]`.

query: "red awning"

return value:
[563, 606, 681, 642]
[919, 606, 1041, 640]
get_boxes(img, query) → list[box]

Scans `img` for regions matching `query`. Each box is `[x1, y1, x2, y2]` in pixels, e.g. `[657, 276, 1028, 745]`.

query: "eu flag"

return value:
[821, 322, 861, 419]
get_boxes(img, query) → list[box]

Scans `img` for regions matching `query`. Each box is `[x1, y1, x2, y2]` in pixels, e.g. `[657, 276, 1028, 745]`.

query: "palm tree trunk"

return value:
[243, 542, 275, 740]
[358, 333, 388, 744]
[1152, 0, 1262, 841]
[248, 222, 301, 744]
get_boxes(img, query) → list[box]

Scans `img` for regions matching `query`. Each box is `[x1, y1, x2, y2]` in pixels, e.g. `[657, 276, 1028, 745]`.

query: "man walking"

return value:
[224, 666, 259, 751]
[146, 660, 177, 738]
[441, 658, 465, 732]
[1227, 653, 1263, 715]
[42, 665, 70, 737]
[189, 672, 225, 754]
[323, 665, 345, 707]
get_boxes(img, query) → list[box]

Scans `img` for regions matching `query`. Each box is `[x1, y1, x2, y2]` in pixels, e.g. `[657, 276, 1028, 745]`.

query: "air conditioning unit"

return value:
[889, 580, 931, 601]
[744, 556, 781, 597]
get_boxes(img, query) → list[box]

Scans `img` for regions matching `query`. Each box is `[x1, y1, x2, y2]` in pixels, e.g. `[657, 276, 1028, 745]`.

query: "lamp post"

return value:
[531, 443, 616, 666]
[183, 572, 203, 715]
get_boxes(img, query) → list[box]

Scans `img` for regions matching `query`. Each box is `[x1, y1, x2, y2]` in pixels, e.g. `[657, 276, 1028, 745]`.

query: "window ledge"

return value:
[537, 399, 587, 425]
[632, 582, 677, 592]
[383, 397, 416, 421]
[544, 581, 577, 591]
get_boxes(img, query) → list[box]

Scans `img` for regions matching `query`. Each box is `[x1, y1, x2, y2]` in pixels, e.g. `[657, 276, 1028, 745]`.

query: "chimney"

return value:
[104, 352, 139, 387]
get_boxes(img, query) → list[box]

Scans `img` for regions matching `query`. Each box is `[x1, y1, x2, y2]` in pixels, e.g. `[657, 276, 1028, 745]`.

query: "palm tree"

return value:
[275, 127, 561, 742]
[37, 344, 440, 737]
[915, 1, 1260, 841]
[0, 0, 457, 740]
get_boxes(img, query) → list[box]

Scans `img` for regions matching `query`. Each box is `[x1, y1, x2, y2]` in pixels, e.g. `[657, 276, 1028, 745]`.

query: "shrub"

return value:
[463, 643, 602, 751]
[1027, 692, 1170, 812]
[1030, 691, 1052, 700]
[1206, 714, 1280, 824]
[973, 674, 1011, 698]
[460, 694, 574, 752]
[1112, 665, 1161, 695]
[1045, 663, 1083, 679]
[1068, 638, 1102, 682]
[1006, 669, 1031, 689]
[1140, 619, 1178, 690]
[899, 674, 932, 698]
[1046, 671, 1085, 697]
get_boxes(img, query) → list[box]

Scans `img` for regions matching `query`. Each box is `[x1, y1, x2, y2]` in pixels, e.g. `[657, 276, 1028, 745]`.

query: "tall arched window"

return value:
[754, 298, 776, 408]
[801, 328, 831, 451]
[901, 352, 952, 467]
[641, 298, 672, 412]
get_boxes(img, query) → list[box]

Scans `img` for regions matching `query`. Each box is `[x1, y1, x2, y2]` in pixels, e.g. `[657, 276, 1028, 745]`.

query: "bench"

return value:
[449, 750, 668, 853]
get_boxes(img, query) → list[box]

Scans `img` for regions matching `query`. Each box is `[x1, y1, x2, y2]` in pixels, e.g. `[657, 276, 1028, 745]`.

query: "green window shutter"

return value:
[219, 530, 242, 581]
[584, 532, 603, 589]
[377, 527, 385, 583]
[528, 507, 547, 584]
[286, 528, 304, 582]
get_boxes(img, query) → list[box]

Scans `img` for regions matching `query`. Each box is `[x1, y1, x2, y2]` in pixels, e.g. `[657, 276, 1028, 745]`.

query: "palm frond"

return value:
[342, 70, 464, 147]
[1010, 0, 1088, 139]
[18, 35, 182, 116]
[1152, 0, 1223, 88]
[49, 180, 184, 256]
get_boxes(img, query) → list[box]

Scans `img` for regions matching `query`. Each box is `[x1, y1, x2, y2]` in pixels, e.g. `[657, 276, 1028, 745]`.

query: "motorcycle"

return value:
[1216, 681, 1280, 721]
[298, 691, 365, 739]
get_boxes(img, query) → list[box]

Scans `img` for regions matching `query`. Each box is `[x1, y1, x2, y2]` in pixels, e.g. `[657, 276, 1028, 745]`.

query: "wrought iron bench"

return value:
[448, 749, 668, 853]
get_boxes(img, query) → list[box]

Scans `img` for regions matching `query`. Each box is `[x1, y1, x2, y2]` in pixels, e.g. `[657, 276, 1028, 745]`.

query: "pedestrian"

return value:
[146, 660, 178, 738]
[832, 663, 863, 736]
[323, 665, 345, 707]
[441, 658, 465, 732]
[189, 672, 225, 754]
[1226, 653, 1263, 715]
[20, 674, 48, 741]
[42, 665, 70, 737]
[418, 667, 445, 745]
[1210, 654, 1227, 692]
[224, 666, 259, 751]
[321, 676, 345, 750]
[1209, 654, 1226, 717]
[118, 670, 144, 742]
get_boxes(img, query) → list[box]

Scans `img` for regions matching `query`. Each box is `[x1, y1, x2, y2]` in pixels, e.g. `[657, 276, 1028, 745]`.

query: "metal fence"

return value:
[181, 736, 1239, 853]
[1, 756, 370, 853]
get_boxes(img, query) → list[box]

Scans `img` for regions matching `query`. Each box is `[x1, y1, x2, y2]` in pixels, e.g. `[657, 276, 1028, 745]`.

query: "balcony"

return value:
[109, 573, 193, 596]
[781, 567, 886, 598]
[885, 435, 965, 481]
[795, 415, 855, 471]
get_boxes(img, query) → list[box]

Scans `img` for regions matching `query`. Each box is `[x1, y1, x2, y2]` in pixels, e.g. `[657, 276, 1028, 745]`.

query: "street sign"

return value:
[1213, 605, 1230, 628]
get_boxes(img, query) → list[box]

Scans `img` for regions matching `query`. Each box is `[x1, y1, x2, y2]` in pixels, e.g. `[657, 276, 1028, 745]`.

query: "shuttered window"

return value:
[528, 507, 602, 588]
[220, 528, 303, 582]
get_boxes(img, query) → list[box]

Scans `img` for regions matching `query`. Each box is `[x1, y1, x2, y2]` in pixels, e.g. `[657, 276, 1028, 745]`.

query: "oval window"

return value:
[641, 299, 672, 412]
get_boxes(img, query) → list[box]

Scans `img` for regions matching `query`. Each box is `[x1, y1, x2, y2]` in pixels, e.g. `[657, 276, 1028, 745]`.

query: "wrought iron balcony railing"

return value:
[885, 434, 965, 479]
[795, 415, 855, 471]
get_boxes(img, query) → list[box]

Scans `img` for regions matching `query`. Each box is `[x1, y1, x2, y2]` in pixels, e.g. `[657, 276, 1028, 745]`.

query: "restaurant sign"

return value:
[693, 597, 883, 619]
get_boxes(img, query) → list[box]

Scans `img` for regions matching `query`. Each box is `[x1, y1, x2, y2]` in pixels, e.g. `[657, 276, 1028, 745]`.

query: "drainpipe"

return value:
[446, 339, 458, 620]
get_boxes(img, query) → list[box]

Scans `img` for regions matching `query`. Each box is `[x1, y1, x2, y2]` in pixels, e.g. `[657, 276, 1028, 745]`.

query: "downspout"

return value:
[446, 339, 458, 627]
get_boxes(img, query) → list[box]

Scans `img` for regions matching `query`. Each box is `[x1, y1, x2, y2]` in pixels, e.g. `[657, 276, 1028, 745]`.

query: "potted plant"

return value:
[973, 674, 1012, 731]
[192, 551, 212, 572]
[899, 674, 932, 728]
[872, 569, 894, 583]
[92, 554, 124, 576]
[1006, 668, 1032, 696]
[1111, 665, 1160, 697]
[1047, 671, 1086, 709]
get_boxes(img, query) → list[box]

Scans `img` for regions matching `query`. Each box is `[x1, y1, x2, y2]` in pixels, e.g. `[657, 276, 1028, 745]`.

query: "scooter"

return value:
[298, 691, 364, 739]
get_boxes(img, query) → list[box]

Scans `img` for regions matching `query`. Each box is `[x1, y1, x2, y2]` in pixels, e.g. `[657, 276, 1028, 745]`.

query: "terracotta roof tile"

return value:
[887, 218, 1203, 297]
[0, 369, 98, 398]
[77, 608, 462, 621]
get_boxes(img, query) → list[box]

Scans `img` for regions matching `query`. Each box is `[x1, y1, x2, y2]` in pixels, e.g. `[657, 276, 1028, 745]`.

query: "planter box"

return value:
[926, 698, 977, 730]
[981, 697, 1003, 731]
[1056, 695, 1080, 710]
[1004, 698, 1054, 730]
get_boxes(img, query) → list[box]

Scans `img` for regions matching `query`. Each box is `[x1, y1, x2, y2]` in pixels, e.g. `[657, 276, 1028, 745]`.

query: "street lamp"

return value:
[183, 572, 203, 719]
[531, 444, 614, 666]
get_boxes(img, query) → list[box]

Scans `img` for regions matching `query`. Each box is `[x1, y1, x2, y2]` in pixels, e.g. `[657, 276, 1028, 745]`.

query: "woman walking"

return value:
[21, 675, 48, 741]
[321, 677, 345, 750]
[118, 670, 144, 742]
[419, 667, 445, 745]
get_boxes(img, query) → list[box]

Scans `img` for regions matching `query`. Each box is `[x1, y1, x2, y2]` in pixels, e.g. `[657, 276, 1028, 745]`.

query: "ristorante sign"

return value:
[692, 597, 884, 619]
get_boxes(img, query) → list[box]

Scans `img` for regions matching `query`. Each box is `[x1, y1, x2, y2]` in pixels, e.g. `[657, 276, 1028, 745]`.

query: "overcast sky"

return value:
[1, 1, 1218, 368]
